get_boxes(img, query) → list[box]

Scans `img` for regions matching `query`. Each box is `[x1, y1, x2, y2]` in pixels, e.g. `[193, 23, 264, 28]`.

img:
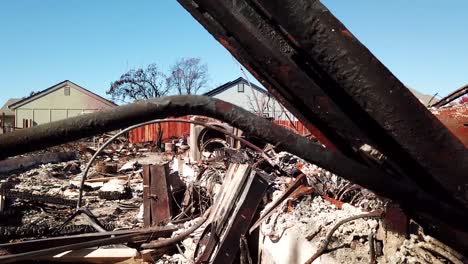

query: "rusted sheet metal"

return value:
[432, 104, 468, 147]
[177, 0, 467, 207]
[129, 116, 191, 144]
[143, 164, 172, 227]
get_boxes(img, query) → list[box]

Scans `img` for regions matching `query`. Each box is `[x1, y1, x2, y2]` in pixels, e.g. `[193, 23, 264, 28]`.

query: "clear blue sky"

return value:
[1, 0, 467, 104]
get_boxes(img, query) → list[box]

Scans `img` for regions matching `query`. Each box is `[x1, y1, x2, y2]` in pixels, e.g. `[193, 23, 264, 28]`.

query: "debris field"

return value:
[0, 114, 465, 263]
[0, 0, 467, 263]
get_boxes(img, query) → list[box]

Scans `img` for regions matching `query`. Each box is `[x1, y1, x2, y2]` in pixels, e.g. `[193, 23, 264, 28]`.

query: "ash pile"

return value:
[0, 123, 464, 264]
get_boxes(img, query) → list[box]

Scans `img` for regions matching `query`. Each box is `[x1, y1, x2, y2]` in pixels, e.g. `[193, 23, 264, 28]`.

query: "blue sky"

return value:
[0, 0, 467, 104]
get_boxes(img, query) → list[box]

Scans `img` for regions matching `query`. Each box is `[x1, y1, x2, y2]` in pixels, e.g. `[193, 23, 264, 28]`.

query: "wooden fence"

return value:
[128, 116, 310, 144]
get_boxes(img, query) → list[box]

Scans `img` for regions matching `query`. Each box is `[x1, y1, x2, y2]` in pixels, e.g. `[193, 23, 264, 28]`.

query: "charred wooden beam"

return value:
[143, 163, 172, 227]
[195, 163, 268, 263]
[211, 169, 269, 263]
[0, 224, 114, 243]
[0, 152, 78, 176]
[0, 225, 179, 263]
[0, 189, 76, 207]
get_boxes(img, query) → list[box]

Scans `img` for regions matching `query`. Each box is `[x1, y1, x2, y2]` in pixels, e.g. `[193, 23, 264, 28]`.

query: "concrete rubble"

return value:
[0, 123, 465, 264]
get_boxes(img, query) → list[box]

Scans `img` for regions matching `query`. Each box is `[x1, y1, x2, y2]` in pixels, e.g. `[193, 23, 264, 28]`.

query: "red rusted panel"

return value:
[432, 104, 468, 147]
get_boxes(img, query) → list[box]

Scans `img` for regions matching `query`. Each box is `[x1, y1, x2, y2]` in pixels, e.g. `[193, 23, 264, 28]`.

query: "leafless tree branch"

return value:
[168, 58, 209, 95]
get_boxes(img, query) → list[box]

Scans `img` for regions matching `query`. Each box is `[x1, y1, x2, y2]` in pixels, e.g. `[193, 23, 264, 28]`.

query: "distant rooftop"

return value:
[0, 98, 21, 116]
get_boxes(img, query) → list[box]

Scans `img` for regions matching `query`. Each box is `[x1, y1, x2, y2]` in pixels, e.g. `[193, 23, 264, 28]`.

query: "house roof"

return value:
[0, 98, 21, 116]
[206, 78, 438, 107]
[407, 87, 438, 106]
[204, 77, 267, 97]
[9, 80, 117, 109]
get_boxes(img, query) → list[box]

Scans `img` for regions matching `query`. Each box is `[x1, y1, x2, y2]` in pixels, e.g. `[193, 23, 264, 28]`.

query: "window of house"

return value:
[64, 86, 70, 96]
[238, 83, 244, 93]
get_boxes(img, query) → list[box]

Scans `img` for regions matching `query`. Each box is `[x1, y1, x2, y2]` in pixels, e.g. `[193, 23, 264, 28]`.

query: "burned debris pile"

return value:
[0, 116, 464, 264]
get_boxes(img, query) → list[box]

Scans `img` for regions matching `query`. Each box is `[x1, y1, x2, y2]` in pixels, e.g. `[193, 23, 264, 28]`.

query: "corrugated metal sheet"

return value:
[129, 117, 311, 144]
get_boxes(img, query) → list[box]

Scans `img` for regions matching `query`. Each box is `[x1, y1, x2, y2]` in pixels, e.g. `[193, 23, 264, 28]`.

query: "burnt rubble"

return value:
[0, 120, 464, 264]
[1, 0, 467, 261]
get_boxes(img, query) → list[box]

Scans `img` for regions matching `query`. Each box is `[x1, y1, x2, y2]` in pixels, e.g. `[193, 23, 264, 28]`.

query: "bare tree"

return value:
[245, 83, 302, 133]
[168, 58, 208, 95]
[106, 64, 170, 103]
[246, 90, 273, 117]
[107, 63, 170, 149]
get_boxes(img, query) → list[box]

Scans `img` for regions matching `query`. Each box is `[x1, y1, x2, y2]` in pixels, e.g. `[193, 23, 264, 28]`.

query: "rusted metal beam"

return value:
[178, 0, 467, 208]
[431, 84, 468, 108]
[176, 0, 372, 157]
[250, 0, 467, 205]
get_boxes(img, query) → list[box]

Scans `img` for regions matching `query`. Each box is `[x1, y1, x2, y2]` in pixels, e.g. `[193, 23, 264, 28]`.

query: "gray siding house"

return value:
[7, 80, 116, 129]
[204, 77, 295, 120]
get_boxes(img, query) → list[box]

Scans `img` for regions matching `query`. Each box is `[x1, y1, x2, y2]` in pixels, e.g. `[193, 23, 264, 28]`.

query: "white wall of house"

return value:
[212, 82, 297, 120]
[14, 83, 115, 128]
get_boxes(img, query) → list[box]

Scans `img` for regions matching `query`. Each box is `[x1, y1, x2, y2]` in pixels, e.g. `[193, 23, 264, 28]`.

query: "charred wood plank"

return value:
[0, 225, 177, 254]
[196, 164, 269, 263]
[0, 225, 179, 263]
[0, 189, 76, 207]
[211, 170, 268, 264]
[0, 152, 78, 176]
[143, 163, 172, 227]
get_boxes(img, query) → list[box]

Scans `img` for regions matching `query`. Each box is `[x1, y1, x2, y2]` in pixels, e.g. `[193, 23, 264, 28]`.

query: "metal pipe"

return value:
[77, 118, 274, 209]
[430, 84, 468, 108]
